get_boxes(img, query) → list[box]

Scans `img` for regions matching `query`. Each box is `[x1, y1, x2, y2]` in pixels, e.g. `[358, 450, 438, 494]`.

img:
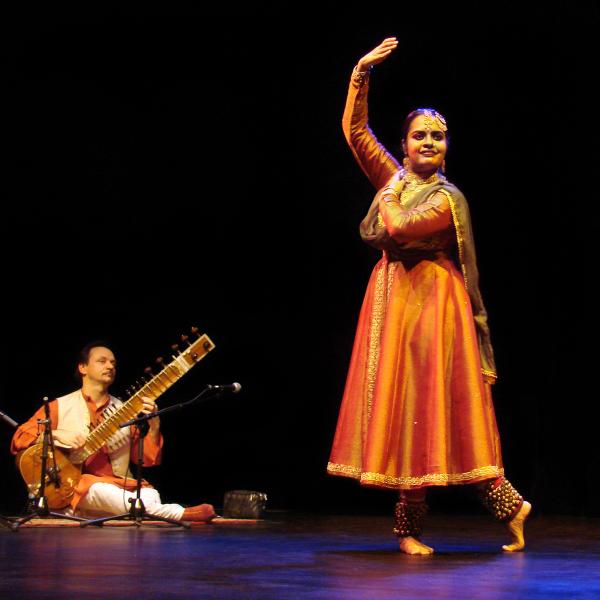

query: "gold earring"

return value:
[403, 157, 410, 170]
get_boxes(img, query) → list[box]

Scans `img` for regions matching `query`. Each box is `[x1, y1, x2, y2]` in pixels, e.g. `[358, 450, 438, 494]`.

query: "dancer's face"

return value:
[403, 115, 447, 175]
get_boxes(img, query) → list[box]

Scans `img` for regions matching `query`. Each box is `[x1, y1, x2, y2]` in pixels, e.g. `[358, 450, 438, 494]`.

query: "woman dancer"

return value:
[327, 37, 531, 555]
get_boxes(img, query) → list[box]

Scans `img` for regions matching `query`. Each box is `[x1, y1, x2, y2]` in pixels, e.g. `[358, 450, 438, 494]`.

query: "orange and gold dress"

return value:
[327, 69, 504, 490]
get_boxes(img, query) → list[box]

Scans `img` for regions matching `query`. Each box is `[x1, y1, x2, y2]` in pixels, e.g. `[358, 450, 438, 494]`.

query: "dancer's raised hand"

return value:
[357, 37, 398, 71]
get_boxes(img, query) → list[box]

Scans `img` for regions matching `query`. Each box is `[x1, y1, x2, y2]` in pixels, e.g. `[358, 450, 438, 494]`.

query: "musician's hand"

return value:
[53, 429, 86, 450]
[357, 37, 398, 72]
[140, 396, 160, 437]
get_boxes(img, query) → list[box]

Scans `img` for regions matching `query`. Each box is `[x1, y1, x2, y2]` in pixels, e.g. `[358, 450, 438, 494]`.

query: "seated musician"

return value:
[11, 341, 216, 522]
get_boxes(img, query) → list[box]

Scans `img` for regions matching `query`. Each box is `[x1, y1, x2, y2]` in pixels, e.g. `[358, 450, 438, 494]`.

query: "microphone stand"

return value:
[80, 385, 228, 529]
[11, 398, 89, 530]
[81, 415, 188, 528]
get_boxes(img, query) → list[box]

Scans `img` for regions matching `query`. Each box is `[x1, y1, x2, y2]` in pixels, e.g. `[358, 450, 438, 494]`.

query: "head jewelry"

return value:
[422, 109, 447, 132]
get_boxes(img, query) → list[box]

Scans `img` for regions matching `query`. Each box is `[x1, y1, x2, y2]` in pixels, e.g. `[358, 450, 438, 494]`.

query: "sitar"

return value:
[16, 329, 215, 509]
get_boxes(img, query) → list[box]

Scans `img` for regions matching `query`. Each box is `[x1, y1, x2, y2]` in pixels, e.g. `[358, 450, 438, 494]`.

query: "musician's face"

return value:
[79, 346, 116, 386]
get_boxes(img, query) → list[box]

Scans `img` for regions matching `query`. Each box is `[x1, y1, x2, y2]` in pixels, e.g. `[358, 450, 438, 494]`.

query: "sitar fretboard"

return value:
[70, 333, 215, 463]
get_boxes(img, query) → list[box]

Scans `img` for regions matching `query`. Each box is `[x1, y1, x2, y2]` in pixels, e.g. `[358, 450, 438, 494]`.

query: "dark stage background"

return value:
[1, 7, 599, 518]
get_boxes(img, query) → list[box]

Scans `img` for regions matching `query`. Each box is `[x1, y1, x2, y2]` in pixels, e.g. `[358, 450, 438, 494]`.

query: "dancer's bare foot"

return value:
[398, 536, 434, 555]
[503, 501, 531, 552]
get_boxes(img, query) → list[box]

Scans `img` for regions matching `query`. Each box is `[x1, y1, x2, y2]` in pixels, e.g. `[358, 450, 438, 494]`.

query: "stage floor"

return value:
[1, 512, 599, 599]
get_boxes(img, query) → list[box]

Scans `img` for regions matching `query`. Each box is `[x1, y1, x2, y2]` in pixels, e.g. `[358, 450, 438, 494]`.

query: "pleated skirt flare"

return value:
[327, 254, 504, 490]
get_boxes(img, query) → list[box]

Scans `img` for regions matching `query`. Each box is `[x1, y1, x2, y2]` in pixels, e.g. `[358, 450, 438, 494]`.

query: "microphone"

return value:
[0, 409, 18, 429]
[42, 396, 51, 421]
[207, 382, 242, 394]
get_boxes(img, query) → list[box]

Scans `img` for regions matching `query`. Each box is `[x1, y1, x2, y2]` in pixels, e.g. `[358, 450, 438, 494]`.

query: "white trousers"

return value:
[74, 482, 185, 520]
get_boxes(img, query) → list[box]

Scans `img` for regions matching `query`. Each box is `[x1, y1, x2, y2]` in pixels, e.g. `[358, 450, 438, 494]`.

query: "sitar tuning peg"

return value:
[180, 334, 191, 347]
[171, 343, 180, 357]
[144, 367, 154, 380]
[155, 357, 165, 367]
[191, 326, 200, 337]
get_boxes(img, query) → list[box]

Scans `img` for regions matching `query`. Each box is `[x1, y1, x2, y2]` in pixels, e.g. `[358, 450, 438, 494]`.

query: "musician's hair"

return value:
[75, 340, 113, 381]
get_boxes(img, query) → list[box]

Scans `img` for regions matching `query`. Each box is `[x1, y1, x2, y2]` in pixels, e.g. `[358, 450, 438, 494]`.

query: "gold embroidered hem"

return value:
[365, 261, 386, 421]
[327, 462, 504, 490]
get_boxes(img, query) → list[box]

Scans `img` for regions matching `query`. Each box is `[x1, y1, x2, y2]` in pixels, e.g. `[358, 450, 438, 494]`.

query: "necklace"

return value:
[400, 169, 446, 206]
[403, 169, 444, 189]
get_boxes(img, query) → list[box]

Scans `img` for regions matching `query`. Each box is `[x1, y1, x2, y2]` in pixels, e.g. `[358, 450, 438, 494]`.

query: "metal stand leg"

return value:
[11, 398, 89, 531]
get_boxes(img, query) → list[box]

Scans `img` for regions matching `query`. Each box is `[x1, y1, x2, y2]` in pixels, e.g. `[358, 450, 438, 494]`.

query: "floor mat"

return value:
[7, 516, 261, 528]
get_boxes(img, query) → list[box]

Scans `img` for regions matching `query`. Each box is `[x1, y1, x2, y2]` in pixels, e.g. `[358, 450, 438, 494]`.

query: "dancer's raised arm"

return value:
[342, 37, 401, 190]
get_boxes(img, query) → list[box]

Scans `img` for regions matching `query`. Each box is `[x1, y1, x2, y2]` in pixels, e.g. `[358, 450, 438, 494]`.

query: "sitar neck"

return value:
[71, 332, 215, 463]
